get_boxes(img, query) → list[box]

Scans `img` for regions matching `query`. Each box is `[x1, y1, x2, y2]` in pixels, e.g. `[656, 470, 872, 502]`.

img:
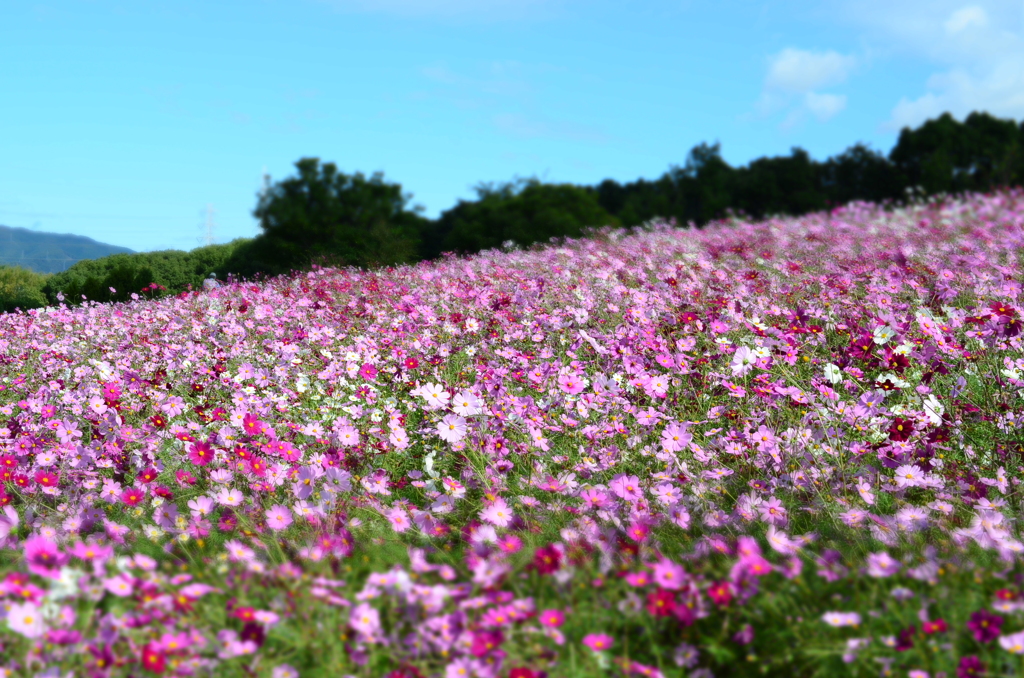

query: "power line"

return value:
[197, 204, 216, 247]
[0, 210, 185, 221]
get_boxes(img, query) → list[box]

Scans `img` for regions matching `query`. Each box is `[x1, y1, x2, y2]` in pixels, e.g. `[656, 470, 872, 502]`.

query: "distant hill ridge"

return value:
[0, 224, 134, 274]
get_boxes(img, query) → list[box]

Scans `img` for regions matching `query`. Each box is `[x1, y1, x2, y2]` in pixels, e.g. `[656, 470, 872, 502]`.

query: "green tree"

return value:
[884, 111, 1024, 195]
[0, 265, 49, 313]
[424, 177, 620, 258]
[732, 147, 826, 220]
[667, 142, 737, 225]
[226, 158, 428, 278]
[820, 142, 907, 207]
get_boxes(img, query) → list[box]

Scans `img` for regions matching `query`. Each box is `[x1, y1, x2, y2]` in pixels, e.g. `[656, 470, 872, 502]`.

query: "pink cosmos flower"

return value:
[34, 469, 59, 488]
[389, 427, 410, 449]
[557, 373, 586, 395]
[998, 630, 1024, 654]
[822, 611, 862, 628]
[497, 534, 522, 554]
[188, 441, 214, 466]
[451, 390, 483, 416]
[758, 497, 788, 526]
[626, 521, 651, 543]
[539, 609, 565, 628]
[893, 464, 924, 488]
[70, 540, 113, 563]
[103, 574, 134, 597]
[625, 571, 651, 587]
[386, 507, 411, 532]
[480, 497, 514, 528]
[582, 633, 614, 651]
[216, 487, 244, 507]
[865, 551, 901, 578]
[437, 414, 468, 443]
[121, 487, 146, 506]
[350, 602, 381, 640]
[336, 425, 360, 447]
[580, 488, 610, 509]
[265, 505, 293, 531]
[609, 474, 643, 502]
[651, 559, 687, 590]
[413, 382, 450, 409]
[660, 422, 691, 453]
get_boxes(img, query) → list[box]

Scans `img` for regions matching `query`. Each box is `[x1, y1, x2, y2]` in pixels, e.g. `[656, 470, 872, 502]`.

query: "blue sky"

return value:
[3, 0, 1023, 253]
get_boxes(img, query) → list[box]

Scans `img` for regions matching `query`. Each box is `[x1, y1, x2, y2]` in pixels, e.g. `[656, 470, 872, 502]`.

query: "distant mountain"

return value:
[0, 224, 134, 274]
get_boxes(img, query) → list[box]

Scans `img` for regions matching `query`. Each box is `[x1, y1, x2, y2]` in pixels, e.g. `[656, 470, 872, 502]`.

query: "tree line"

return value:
[2, 110, 1022, 313]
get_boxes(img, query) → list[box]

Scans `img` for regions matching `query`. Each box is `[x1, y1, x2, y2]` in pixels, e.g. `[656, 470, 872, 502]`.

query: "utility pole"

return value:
[198, 204, 216, 247]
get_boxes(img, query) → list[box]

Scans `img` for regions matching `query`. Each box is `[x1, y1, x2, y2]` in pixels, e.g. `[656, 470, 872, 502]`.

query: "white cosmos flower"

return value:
[872, 326, 896, 345]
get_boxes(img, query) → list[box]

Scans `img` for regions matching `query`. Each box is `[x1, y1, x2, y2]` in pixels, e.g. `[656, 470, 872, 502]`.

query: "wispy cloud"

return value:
[765, 48, 856, 94]
[492, 112, 611, 144]
[944, 5, 989, 33]
[804, 92, 848, 121]
[414, 60, 606, 144]
[752, 48, 856, 127]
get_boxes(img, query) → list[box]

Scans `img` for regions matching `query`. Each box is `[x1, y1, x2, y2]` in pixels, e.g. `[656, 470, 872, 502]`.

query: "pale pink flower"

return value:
[480, 497, 514, 528]
[386, 507, 411, 533]
[437, 414, 467, 443]
[6, 601, 45, 638]
[413, 383, 450, 409]
[265, 505, 293, 531]
[451, 390, 483, 416]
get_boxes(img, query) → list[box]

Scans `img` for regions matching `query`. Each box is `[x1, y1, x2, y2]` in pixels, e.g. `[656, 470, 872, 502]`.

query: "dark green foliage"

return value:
[732, 147, 828, 219]
[42, 240, 248, 306]
[422, 177, 621, 259]
[0, 265, 50, 313]
[889, 111, 1024, 194]
[43, 256, 155, 306]
[581, 111, 1024, 234]
[222, 158, 429, 279]
[819, 142, 907, 207]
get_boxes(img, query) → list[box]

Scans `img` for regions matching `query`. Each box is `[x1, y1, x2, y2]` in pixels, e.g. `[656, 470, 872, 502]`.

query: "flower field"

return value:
[2, 190, 1024, 678]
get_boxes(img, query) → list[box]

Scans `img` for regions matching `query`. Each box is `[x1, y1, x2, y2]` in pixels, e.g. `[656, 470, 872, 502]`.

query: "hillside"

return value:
[0, 190, 1023, 675]
[0, 223, 133, 273]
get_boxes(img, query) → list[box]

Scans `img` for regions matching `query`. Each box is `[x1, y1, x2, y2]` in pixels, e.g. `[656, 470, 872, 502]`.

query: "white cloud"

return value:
[887, 61, 1024, 130]
[944, 5, 989, 34]
[751, 48, 855, 128]
[804, 92, 847, 121]
[835, 0, 1024, 130]
[765, 48, 856, 94]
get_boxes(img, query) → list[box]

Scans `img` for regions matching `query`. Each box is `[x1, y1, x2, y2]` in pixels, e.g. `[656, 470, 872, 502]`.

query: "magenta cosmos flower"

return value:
[24, 535, 67, 578]
[539, 609, 565, 628]
[188, 441, 214, 466]
[967, 609, 1003, 643]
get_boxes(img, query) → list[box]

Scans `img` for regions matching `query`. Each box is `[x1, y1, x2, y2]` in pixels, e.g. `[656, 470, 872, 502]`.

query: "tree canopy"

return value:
[222, 158, 430, 279]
